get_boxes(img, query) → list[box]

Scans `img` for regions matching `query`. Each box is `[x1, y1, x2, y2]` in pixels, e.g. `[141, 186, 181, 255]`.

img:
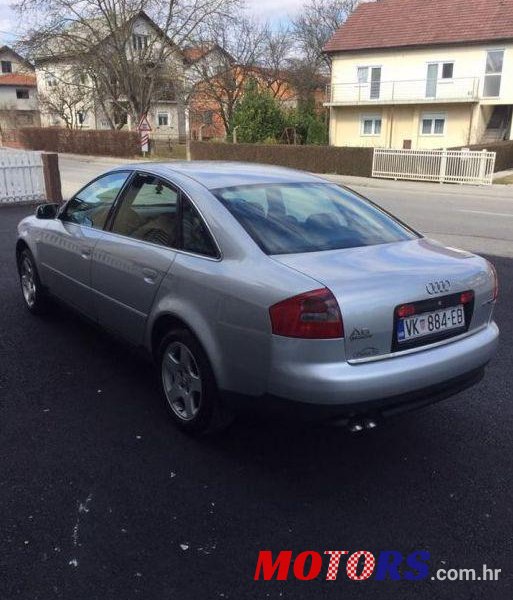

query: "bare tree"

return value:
[15, 0, 239, 126]
[37, 68, 93, 128]
[291, 0, 359, 71]
[287, 56, 328, 107]
[186, 14, 269, 135]
[257, 25, 295, 100]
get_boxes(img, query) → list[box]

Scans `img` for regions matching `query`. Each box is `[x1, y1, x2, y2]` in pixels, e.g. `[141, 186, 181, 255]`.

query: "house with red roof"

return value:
[0, 46, 40, 134]
[324, 0, 513, 149]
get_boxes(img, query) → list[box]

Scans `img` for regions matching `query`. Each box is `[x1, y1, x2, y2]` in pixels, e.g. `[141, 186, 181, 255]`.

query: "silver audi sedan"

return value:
[16, 162, 499, 433]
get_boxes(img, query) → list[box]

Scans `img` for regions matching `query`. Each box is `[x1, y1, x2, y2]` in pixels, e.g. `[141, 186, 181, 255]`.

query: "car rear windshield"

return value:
[213, 182, 418, 255]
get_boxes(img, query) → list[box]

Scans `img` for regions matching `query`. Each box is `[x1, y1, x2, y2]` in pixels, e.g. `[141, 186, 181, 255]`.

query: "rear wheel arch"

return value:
[151, 314, 218, 380]
[16, 239, 30, 267]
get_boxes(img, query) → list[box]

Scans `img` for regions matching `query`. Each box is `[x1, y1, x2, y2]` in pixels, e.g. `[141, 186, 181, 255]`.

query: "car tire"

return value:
[158, 328, 233, 435]
[18, 249, 49, 315]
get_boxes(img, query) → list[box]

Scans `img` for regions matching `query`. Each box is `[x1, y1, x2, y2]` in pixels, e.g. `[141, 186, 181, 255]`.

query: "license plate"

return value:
[397, 305, 465, 342]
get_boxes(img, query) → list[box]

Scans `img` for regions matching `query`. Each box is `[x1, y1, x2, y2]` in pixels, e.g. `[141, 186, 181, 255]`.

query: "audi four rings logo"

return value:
[426, 280, 451, 295]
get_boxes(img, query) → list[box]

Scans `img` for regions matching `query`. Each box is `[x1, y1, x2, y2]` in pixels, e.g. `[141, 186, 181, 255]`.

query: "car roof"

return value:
[114, 161, 327, 190]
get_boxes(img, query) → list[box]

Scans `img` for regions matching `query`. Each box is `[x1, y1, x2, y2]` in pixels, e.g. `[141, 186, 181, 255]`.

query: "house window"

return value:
[202, 110, 213, 125]
[16, 89, 29, 99]
[361, 115, 382, 136]
[483, 49, 503, 97]
[157, 112, 169, 126]
[421, 113, 446, 135]
[1, 60, 12, 73]
[46, 74, 58, 87]
[77, 111, 86, 125]
[357, 66, 368, 83]
[441, 62, 454, 79]
[132, 34, 149, 51]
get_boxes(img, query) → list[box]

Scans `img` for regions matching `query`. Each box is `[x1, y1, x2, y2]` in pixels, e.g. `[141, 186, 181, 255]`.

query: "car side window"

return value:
[181, 196, 218, 258]
[110, 174, 179, 248]
[62, 172, 129, 229]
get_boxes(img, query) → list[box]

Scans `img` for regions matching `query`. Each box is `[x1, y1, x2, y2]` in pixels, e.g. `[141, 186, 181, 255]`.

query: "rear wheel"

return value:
[18, 249, 48, 314]
[159, 329, 233, 435]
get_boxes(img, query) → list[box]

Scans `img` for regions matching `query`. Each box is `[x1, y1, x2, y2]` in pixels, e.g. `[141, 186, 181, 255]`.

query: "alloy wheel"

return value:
[20, 257, 36, 308]
[162, 341, 202, 421]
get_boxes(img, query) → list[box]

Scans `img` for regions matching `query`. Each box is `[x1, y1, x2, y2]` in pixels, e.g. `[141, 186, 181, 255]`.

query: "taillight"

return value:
[489, 262, 499, 301]
[269, 288, 343, 339]
[396, 304, 416, 318]
[460, 290, 474, 304]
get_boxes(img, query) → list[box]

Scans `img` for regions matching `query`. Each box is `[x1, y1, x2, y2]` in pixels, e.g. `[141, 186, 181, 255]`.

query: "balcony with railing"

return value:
[326, 77, 480, 105]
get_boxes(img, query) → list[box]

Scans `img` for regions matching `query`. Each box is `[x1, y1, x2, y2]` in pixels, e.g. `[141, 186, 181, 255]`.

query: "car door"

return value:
[38, 171, 130, 318]
[91, 173, 179, 345]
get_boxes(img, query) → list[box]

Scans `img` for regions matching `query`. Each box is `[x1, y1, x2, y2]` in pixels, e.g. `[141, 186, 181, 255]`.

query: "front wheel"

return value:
[18, 249, 48, 314]
[159, 329, 233, 435]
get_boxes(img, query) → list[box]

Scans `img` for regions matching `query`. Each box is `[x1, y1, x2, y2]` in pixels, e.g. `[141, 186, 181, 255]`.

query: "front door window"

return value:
[62, 172, 129, 229]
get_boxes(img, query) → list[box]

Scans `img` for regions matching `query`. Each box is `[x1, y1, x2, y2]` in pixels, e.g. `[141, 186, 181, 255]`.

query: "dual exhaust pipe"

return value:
[347, 418, 378, 432]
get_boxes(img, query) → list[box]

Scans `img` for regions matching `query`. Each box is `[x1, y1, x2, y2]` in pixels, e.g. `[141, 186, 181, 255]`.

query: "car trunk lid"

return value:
[272, 238, 492, 361]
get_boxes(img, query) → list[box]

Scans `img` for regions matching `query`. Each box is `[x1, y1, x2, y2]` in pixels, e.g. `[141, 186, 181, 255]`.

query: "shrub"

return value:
[231, 80, 286, 144]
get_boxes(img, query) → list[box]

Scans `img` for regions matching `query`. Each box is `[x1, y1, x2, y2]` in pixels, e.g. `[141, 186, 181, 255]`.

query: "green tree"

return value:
[285, 100, 328, 145]
[231, 79, 285, 143]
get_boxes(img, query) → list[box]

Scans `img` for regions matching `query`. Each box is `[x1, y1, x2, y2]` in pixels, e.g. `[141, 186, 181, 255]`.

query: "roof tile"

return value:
[0, 74, 37, 87]
[324, 0, 513, 52]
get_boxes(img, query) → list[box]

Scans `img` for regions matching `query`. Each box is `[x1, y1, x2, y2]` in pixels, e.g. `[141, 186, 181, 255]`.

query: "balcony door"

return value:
[425, 63, 438, 98]
[483, 50, 503, 97]
[370, 67, 381, 99]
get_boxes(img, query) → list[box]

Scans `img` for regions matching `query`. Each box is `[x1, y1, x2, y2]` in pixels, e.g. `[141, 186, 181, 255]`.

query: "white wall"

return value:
[0, 85, 38, 110]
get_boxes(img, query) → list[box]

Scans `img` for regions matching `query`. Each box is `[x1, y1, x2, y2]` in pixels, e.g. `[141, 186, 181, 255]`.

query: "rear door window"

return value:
[181, 197, 219, 258]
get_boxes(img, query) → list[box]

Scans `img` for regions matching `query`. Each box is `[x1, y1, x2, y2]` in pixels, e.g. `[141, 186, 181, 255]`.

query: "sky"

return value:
[0, 0, 305, 45]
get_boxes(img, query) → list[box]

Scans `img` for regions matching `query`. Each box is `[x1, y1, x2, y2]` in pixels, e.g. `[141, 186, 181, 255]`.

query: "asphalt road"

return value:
[1, 172, 512, 599]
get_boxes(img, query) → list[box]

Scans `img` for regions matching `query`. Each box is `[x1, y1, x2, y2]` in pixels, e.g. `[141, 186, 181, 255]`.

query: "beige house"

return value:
[324, 0, 513, 150]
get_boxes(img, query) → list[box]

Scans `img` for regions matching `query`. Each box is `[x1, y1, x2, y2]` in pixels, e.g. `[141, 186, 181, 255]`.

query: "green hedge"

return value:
[190, 142, 373, 177]
[12, 127, 140, 158]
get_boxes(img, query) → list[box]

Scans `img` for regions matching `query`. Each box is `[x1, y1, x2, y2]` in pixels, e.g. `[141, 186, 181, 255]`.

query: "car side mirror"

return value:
[35, 203, 59, 220]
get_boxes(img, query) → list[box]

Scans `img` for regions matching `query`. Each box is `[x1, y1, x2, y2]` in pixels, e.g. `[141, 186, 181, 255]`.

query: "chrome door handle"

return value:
[81, 249, 91, 259]
[142, 267, 158, 284]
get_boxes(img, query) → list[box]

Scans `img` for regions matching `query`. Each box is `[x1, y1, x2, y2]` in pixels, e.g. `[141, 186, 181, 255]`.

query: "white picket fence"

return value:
[372, 148, 496, 186]
[0, 148, 46, 203]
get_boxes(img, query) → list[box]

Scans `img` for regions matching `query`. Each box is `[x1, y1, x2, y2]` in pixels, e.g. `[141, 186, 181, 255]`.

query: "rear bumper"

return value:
[266, 322, 498, 405]
[223, 321, 498, 421]
[223, 366, 486, 423]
